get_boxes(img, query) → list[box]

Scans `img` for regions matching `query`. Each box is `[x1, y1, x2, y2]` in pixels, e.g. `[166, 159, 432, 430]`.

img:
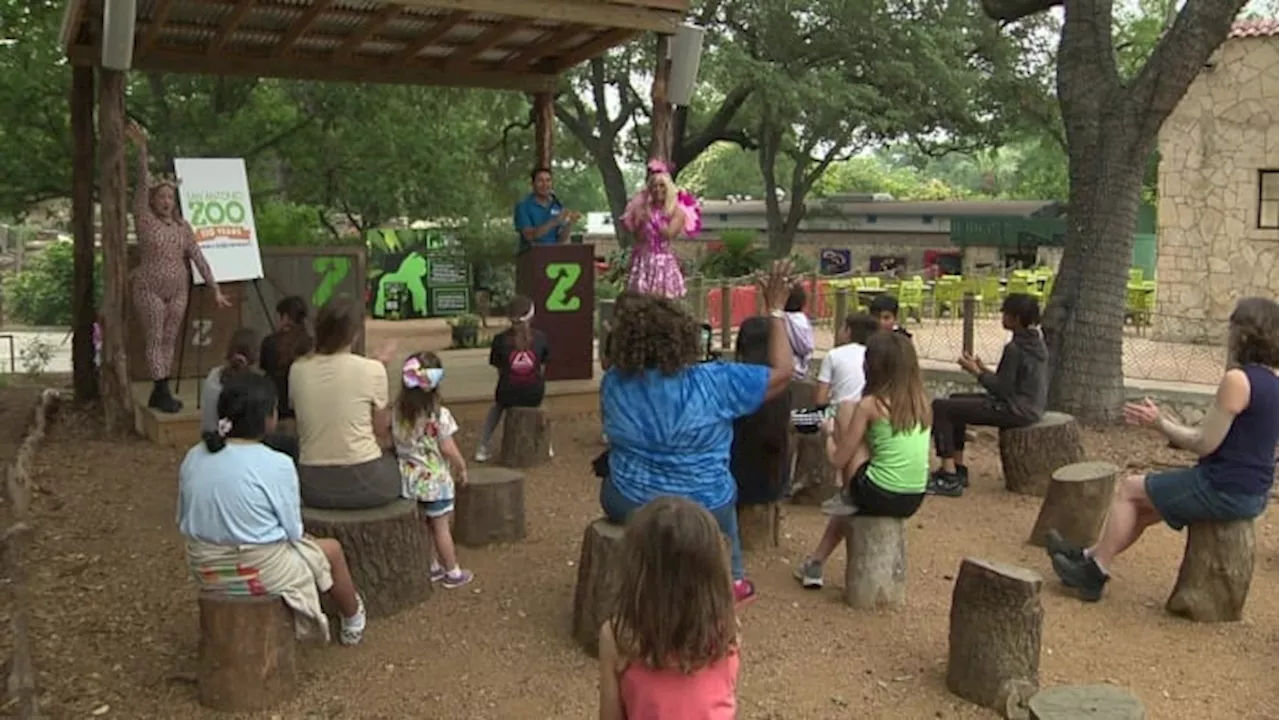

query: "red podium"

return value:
[516, 244, 595, 381]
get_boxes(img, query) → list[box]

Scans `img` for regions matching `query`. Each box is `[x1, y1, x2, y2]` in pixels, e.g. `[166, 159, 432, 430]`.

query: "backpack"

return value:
[507, 347, 539, 386]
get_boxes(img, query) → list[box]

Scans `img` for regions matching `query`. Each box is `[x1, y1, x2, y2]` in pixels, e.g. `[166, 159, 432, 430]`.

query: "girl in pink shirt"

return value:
[598, 497, 740, 720]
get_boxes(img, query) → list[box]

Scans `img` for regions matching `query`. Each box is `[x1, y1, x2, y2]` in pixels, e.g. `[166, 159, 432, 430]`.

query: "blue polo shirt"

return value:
[514, 193, 564, 246]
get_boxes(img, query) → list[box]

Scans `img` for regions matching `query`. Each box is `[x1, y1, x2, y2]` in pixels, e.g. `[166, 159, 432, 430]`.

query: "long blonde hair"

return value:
[647, 172, 679, 217]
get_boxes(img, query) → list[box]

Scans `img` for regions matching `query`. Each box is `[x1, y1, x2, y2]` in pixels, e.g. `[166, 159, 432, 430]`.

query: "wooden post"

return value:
[961, 291, 975, 357]
[650, 33, 673, 163]
[687, 275, 705, 322]
[97, 68, 133, 434]
[718, 280, 732, 350]
[532, 91, 554, 169]
[71, 65, 99, 403]
[833, 286, 849, 347]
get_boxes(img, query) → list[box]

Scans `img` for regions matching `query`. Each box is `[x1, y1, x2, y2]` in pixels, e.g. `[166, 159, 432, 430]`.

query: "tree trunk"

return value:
[1165, 519, 1255, 622]
[454, 467, 526, 548]
[649, 33, 672, 163]
[301, 500, 433, 618]
[736, 503, 780, 552]
[97, 69, 134, 434]
[499, 407, 552, 468]
[946, 558, 1043, 720]
[196, 595, 298, 713]
[790, 431, 838, 505]
[1029, 461, 1118, 547]
[999, 412, 1084, 497]
[571, 519, 626, 656]
[70, 65, 98, 403]
[843, 515, 907, 610]
[1029, 684, 1146, 720]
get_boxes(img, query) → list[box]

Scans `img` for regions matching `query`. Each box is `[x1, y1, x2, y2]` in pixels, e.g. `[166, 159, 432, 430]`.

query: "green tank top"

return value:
[865, 418, 930, 494]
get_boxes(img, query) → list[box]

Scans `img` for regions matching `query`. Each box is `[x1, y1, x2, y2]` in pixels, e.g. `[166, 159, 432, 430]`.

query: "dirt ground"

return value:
[15, 400, 1280, 719]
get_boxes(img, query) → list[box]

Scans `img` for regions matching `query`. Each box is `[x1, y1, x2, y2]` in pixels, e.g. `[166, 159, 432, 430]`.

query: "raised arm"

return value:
[976, 343, 1020, 401]
[759, 260, 797, 401]
[659, 205, 687, 240]
[1132, 369, 1250, 456]
[127, 123, 154, 227]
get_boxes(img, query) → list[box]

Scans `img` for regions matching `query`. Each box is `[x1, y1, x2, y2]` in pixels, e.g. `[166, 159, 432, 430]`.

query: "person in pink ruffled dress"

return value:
[621, 159, 702, 299]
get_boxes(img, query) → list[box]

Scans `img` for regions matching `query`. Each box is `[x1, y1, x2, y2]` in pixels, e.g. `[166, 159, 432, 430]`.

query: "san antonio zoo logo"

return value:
[187, 191, 252, 248]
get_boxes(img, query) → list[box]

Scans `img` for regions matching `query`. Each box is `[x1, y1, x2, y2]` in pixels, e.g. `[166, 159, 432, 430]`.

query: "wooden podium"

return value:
[516, 243, 595, 381]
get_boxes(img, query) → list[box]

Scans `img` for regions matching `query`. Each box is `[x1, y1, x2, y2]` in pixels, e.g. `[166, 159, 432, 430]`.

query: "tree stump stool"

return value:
[737, 503, 781, 552]
[1028, 684, 1146, 720]
[302, 499, 432, 619]
[197, 594, 298, 713]
[947, 558, 1044, 719]
[571, 519, 626, 656]
[1166, 519, 1255, 622]
[500, 406, 552, 468]
[999, 412, 1084, 497]
[791, 431, 838, 505]
[455, 467, 526, 548]
[1028, 461, 1118, 548]
[843, 515, 907, 610]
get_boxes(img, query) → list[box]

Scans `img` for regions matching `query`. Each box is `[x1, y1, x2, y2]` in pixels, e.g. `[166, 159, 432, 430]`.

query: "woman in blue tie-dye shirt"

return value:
[600, 260, 795, 606]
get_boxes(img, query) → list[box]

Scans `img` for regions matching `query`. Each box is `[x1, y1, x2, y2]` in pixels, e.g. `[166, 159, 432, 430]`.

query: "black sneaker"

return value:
[956, 463, 970, 488]
[1044, 529, 1085, 563]
[926, 472, 964, 497]
[1050, 551, 1109, 602]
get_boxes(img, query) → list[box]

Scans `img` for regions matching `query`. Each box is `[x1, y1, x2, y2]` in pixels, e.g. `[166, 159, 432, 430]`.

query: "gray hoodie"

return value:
[978, 328, 1048, 421]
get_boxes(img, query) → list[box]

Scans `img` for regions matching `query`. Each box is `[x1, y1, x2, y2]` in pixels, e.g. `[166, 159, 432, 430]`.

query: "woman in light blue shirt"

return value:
[179, 373, 367, 644]
[599, 261, 795, 606]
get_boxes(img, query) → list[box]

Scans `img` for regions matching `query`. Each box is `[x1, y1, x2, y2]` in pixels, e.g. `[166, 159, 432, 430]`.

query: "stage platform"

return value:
[132, 347, 603, 448]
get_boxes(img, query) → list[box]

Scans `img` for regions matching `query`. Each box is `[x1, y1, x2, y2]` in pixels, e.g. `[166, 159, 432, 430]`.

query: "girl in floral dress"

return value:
[621, 159, 702, 299]
[393, 352, 473, 588]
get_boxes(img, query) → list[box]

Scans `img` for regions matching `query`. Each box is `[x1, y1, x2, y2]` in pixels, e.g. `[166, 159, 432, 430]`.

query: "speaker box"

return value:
[668, 23, 706, 107]
[102, 0, 138, 70]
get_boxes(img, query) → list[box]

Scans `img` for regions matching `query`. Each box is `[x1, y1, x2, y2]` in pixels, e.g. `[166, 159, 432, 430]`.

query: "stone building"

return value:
[1154, 18, 1279, 344]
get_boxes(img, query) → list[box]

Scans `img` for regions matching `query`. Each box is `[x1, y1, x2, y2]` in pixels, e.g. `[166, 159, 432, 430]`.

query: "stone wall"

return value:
[1153, 34, 1280, 344]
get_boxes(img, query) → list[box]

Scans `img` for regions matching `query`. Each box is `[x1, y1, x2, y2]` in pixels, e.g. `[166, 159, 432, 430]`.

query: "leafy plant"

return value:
[18, 336, 55, 376]
[254, 201, 339, 246]
[4, 240, 99, 326]
[448, 313, 481, 328]
[696, 230, 766, 279]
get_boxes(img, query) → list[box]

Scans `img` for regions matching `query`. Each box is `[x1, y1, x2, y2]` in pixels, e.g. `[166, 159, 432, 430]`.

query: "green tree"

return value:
[982, 0, 1251, 420]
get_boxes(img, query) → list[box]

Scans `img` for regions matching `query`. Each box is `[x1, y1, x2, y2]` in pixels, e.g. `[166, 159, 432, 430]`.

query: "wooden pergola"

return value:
[60, 0, 689, 431]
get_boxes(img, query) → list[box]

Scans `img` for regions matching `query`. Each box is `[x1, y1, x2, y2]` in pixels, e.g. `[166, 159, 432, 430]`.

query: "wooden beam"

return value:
[140, 0, 175, 55]
[548, 27, 637, 72]
[96, 68, 134, 433]
[209, 0, 257, 54]
[445, 18, 523, 69]
[334, 2, 402, 60]
[500, 24, 583, 72]
[274, 0, 332, 57]
[394, 0, 682, 33]
[71, 65, 99, 402]
[68, 44, 559, 92]
[396, 10, 467, 62]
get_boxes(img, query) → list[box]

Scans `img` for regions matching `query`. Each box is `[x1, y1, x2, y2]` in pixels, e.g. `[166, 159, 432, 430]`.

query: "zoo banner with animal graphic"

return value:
[367, 229, 471, 319]
[174, 158, 264, 284]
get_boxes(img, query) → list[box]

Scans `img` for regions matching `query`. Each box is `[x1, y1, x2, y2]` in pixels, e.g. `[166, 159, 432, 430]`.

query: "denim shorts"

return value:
[1145, 466, 1268, 531]
[419, 497, 455, 518]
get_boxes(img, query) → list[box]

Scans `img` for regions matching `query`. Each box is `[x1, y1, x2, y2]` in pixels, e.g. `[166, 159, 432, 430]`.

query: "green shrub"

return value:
[255, 201, 341, 246]
[4, 241, 99, 326]
[697, 230, 765, 279]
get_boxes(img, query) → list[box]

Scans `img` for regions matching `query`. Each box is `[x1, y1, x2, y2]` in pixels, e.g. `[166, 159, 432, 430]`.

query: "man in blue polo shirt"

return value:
[514, 167, 579, 251]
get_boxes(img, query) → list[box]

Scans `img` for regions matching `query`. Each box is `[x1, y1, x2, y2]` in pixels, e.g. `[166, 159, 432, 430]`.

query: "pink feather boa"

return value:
[620, 189, 703, 238]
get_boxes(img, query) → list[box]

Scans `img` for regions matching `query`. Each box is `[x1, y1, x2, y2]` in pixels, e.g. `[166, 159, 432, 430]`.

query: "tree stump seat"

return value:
[500, 406, 552, 468]
[455, 467, 526, 548]
[1028, 684, 1146, 719]
[571, 518, 626, 656]
[737, 503, 781, 552]
[1029, 461, 1118, 548]
[947, 558, 1044, 719]
[843, 515, 907, 610]
[791, 430, 838, 505]
[999, 412, 1085, 497]
[1166, 519, 1255, 622]
[197, 594, 298, 713]
[301, 499, 432, 619]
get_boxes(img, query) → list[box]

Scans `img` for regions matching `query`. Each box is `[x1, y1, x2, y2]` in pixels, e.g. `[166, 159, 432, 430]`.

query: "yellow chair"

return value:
[897, 280, 925, 323]
[933, 278, 964, 320]
[979, 276, 1002, 315]
[1128, 268, 1144, 284]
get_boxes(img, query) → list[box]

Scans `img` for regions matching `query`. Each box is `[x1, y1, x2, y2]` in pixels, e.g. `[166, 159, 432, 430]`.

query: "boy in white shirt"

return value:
[816, 313, 880, 408]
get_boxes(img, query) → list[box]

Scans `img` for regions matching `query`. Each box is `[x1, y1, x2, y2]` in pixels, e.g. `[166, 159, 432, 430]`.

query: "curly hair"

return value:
[609, 293, 702, 375]
[1228, 297, 1279, 368]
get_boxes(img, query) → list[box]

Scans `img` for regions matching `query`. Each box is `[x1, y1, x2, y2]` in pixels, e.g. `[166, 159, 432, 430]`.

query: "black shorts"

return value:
[845, 462, 925, 518]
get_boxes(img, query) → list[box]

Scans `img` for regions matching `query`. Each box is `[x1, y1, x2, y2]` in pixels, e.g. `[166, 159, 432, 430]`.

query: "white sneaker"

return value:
[474, 446, 491, 463]
[339, 595, 366, 646]
[548, 443, 555, 459]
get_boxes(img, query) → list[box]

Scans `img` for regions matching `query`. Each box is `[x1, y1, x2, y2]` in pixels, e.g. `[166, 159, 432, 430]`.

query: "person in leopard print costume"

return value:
[125, 120, 231, 413]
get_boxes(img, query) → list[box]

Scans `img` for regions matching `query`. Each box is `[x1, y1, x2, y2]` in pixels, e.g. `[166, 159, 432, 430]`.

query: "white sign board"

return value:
[174, 158, 264, 284]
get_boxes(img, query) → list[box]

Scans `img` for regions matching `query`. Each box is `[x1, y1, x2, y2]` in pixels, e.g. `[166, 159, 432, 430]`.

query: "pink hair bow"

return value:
[402, 357, 444, 389]
[646, 158, 671, 176]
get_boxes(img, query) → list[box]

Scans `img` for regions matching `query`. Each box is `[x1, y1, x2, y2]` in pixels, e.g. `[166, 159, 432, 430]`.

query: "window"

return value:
[1259, 170, 1278, 229]
[866, 214, 878, 224]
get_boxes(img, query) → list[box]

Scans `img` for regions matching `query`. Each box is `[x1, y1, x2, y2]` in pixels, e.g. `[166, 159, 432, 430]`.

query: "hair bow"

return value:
[516, 305, 535, 323]
[402, 357, 444, 389]
[646, 158, 671, 176]
[216, 418, 232, 437]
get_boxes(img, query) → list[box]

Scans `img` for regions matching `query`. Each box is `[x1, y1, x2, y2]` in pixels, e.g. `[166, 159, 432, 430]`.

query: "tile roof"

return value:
[1228, 17, 1279, 38]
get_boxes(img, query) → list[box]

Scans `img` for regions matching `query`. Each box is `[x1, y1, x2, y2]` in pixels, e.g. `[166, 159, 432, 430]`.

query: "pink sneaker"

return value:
[733, 579, 757, 607]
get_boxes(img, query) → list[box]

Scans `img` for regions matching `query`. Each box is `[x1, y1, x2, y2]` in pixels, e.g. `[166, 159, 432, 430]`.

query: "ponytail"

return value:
[222, 328, 260, 382]
[202, 430, 227, 453]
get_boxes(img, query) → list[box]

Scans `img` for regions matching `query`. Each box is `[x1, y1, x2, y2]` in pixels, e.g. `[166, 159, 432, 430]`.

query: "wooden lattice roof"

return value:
[60, 0, 689, 92]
